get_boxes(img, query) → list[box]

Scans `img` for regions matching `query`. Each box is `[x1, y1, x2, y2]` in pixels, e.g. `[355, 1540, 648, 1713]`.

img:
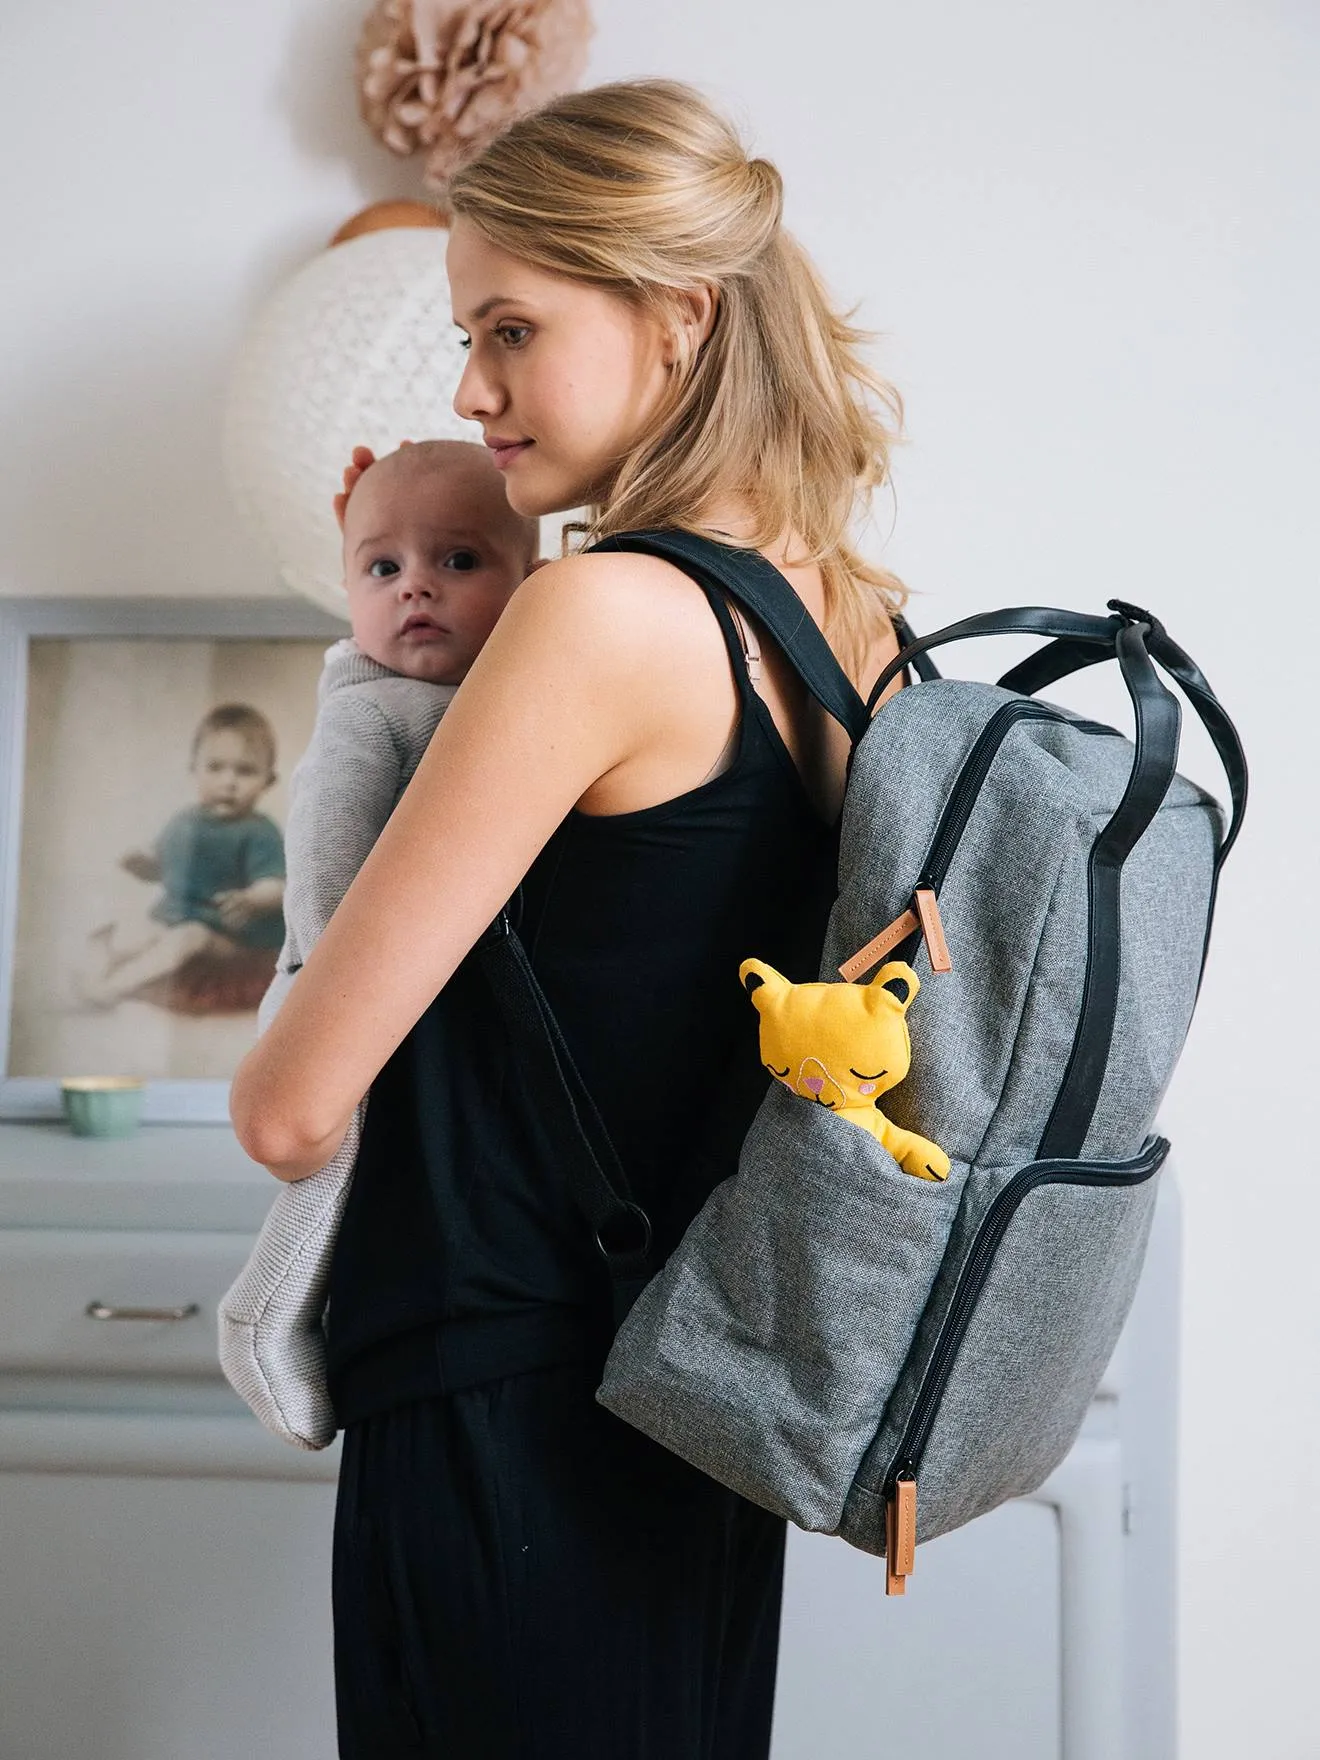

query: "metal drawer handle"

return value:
[85, 1301, 201, 1323]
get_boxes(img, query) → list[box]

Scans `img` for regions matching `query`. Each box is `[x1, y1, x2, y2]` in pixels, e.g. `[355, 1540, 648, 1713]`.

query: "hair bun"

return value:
[737, 155, 783, 262]
[747, 157, 783, 223]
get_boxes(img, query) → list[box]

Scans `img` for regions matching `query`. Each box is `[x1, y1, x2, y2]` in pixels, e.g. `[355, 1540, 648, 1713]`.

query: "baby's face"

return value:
[342, 453, 532, 685]
[193, 731, 273, 820]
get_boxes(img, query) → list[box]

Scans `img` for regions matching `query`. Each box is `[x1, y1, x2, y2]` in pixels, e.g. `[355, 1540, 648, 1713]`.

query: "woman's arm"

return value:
[229, 555, 664, 1179]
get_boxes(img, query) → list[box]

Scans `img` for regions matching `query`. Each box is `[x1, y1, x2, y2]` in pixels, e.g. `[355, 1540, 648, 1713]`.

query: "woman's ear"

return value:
[663, 284, 719, 369]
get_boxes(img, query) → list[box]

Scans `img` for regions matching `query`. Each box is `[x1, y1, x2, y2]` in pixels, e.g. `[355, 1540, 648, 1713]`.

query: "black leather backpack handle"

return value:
[1141, 626, 1247, 867]
[891, 613, 941, 683]
[1037, 619, 1182, 1158]
[996, 602, 1247, 867]
[997, 638, 1110, 698]
[866, 605, 1125, 714]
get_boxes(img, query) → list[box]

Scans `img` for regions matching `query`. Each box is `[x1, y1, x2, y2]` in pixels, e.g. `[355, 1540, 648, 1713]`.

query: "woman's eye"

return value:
[496, 324, 531, 348]
[368, 559, 400, 579]
[443, 550, 480, 572]
[456, 333, 472, 351]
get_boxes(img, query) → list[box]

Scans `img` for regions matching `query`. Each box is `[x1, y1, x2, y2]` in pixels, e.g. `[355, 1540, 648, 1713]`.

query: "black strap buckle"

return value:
[1107, 598, 1165, 639]
[594, 1204, 653, 1264]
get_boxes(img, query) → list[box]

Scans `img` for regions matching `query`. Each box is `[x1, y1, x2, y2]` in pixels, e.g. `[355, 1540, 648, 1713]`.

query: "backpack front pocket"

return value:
[598, 1084, 968, 1532]
[843, 1135, 1167, 1563]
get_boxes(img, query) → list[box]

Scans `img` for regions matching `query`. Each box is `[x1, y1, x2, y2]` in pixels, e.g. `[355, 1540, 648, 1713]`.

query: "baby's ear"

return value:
[869, 961, 920, 1012]
[740, 958, 789, 1012]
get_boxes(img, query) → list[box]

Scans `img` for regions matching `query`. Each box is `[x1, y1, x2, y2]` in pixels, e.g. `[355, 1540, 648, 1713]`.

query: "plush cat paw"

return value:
[899, 1140, 951, 1182]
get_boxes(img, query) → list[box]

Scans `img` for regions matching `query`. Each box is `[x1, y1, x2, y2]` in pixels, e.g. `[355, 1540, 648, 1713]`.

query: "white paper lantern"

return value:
[223, 226, 475, 614]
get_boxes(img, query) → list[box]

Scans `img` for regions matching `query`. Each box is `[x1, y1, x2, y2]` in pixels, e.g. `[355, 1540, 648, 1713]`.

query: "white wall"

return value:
[4, 2, 1317, 1753]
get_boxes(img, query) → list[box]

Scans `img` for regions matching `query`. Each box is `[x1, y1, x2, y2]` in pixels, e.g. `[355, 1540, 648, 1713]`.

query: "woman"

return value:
[232, 78, 907, 1760]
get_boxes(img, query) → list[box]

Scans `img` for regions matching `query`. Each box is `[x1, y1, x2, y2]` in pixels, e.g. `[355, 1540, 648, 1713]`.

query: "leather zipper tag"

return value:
[885, 1477, 917, 1594]
[838, 908, 920, 983]
[914, 889, 952, 973]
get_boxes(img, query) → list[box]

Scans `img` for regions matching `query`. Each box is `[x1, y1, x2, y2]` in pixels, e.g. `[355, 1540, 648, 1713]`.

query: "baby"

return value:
[220, 439, 539, 1448]
[84, 703, 285, 1008]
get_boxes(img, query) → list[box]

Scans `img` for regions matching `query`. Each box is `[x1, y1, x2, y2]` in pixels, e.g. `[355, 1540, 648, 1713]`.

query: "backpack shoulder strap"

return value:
[591, 529, 871, 744]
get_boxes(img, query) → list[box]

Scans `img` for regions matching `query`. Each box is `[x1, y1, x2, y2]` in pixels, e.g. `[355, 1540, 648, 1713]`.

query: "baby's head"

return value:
[340, 440, 539, 684]
[191, 704, 277, 821]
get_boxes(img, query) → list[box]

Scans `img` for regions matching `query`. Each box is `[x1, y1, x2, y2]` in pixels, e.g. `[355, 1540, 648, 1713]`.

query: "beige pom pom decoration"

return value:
[357, 0, 593, 191]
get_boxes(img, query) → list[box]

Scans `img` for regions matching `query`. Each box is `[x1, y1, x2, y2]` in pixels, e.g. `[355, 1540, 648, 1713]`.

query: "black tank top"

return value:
[326, 581, 839, 1424]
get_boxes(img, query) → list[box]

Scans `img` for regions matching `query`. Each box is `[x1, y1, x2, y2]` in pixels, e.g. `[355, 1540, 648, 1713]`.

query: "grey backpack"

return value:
[481, 530, 1245, 1595]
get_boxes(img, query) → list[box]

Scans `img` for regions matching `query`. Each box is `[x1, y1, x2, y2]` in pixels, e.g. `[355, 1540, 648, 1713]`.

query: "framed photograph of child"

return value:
[0, 598, 345, 1123]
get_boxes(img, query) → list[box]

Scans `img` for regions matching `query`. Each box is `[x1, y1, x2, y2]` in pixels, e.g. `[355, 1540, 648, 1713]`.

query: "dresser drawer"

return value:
[0, 1231, 250, 1376]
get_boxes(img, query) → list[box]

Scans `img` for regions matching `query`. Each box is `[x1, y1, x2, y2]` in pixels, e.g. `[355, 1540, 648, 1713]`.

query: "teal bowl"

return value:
[61, 1079, 144, 1139]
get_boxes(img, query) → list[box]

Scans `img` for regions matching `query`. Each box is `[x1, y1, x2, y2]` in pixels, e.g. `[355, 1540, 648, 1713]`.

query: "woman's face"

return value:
[448, 217, 674, 518]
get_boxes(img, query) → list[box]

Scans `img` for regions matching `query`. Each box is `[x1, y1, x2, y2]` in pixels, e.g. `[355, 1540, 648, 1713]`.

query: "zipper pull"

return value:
[885, 1472, 918, 1596]
[837, 887, 952, 985]
[913, 888, 952, 974]
[838, 907, 920, 982]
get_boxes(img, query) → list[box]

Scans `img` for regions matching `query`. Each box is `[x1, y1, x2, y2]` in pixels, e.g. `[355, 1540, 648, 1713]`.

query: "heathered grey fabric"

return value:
[602, 1085, 968, 1529]
[599, 673, 1221, 1549]
[218, 640, 453, 1450]
[822, 683, 1220, 1170]
[272, 639, 457, 978]
[842, 1160, 1160, 1549]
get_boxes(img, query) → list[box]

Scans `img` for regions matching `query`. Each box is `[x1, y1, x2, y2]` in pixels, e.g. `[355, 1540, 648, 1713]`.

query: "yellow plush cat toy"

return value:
[740, 959, 951, 1182]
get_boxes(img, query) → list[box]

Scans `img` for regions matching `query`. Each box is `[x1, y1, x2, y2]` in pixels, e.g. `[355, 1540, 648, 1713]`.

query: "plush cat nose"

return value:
[803, 1076, 824, 1095]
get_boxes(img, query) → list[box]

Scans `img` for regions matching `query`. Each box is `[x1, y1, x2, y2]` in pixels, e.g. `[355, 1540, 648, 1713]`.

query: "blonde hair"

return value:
[448, 79, 907, 678]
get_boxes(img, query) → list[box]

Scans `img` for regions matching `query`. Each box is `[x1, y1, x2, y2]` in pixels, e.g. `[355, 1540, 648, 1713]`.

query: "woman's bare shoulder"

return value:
[491, 547, 723, 671]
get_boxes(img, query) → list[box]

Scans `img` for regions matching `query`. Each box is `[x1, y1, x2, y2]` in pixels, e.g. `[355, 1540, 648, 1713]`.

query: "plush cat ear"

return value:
[740, 958, 789, 1010]
[869, 961, 920, 1012]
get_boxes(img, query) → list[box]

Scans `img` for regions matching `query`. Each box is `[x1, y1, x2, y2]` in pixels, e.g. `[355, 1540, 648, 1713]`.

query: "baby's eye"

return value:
[443, 550, 480, 572]
[368, 558, 400, 579]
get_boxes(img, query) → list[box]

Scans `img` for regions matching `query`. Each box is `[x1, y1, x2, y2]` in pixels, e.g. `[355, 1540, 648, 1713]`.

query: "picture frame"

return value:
[0, 597, 345, 1123]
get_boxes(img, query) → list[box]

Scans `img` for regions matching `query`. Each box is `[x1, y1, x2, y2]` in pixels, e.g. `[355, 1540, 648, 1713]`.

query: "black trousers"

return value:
[332, 1360, 786, 1759]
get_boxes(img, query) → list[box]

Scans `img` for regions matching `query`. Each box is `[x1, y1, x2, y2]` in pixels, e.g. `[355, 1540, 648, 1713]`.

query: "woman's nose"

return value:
[454, 350, 501, 423]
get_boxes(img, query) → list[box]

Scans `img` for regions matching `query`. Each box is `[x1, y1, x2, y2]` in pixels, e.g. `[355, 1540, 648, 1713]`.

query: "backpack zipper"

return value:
[878, 1135, 1168, 1594]
[916, 701, 1117, 896]
[841, 702, 1116, 981]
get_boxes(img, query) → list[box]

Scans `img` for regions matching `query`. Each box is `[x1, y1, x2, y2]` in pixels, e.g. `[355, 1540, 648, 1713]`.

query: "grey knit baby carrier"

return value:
[480, 530, 1245, 1595]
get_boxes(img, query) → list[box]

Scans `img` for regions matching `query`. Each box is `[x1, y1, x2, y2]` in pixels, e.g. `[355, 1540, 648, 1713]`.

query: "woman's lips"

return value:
[487, 438, 532, 471]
